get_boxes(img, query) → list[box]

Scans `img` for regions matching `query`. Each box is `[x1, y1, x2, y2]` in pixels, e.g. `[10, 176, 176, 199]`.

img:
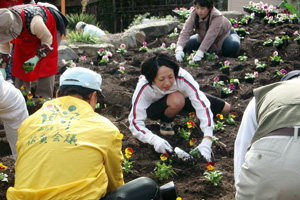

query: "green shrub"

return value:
[66, 13, 98, 30]
[68, 31, 103, 44]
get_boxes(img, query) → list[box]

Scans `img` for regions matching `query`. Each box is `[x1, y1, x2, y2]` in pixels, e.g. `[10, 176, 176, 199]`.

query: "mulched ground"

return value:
[1, 15, 300, 200]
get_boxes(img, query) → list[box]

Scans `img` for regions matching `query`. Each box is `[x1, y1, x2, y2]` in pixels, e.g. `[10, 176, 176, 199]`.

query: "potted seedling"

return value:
[254, 59, 267, 73]
[219, 60, 230, 75]
[269, 51, 283, 66]
[244, 72, 258, 84]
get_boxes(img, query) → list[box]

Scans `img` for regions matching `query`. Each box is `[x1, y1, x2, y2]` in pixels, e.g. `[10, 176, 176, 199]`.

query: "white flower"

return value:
[170, 43, 176, 49]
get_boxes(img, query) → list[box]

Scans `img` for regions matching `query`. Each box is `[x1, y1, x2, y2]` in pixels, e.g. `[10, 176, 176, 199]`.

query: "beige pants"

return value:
[14, 31, 62, 99]
[236, 135, 300, 199]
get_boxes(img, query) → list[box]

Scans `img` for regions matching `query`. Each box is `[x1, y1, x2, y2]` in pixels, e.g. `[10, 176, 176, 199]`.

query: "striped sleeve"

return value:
[177, 73, 214, 137]
[128, 83, 155, 144]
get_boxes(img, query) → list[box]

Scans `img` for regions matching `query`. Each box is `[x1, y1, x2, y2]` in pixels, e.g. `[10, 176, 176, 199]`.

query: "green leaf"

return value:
[285, 3, 300, 16]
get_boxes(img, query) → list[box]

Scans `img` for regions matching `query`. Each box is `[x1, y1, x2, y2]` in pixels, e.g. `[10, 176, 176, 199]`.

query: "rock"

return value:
[128, 20, 180, 39]
[98, 30, 145, 49]
[222, 11, 245, 20]
[69, 43, 115, 57]
[57, 45, 78, 67]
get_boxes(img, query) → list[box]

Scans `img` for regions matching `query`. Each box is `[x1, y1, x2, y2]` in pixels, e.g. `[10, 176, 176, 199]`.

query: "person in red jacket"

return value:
[0, 3, 68, 99]
[0, 0, 35, 83]
[0, 0, 35, 8]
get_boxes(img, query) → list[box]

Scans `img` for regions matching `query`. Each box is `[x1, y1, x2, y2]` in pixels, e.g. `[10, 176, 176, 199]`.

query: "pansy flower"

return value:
[27, 92, 33, 100]
[120, 133, 124, 140]
[206, 162, 215, 171]
[189, 112, 195, 118]
[216, 114, 224, 120]
[125, 148, 133, 158]
[0, 163, 7, 170]
[187, 120, 195, 128]
[160, 153, 169, 161]
[189, 138, 197, 146]
[231, 112, 237, 118]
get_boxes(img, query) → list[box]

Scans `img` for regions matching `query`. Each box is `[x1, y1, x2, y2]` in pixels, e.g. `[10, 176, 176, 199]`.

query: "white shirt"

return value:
[128, 68, 214, 144]
[83, 24, 105, 37]
[234, 97, 257, 189]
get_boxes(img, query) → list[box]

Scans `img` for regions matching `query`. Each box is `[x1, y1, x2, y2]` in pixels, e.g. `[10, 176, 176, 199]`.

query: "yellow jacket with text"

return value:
[7, 96, 124, 200]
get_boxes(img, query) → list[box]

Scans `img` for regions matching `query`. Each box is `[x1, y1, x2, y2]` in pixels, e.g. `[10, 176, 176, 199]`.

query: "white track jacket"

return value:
[128, 68, 214, 144]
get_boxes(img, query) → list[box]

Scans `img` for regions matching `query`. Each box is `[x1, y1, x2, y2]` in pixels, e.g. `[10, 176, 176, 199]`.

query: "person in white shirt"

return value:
[128, 51, 230, 161]
[75, 21, 105, 37]
[0, 71, 28, 161]
[234, 70, 300, 199]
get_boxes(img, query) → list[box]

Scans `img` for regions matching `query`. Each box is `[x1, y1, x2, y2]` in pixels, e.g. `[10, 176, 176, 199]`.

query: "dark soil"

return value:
[1, 17, 300, 200]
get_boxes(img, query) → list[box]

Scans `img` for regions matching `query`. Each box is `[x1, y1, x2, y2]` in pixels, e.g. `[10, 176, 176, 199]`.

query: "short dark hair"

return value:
[140, 51, 179, 86]
[81, 23, 86, 29]
[193, 0, 214, 9]
[57, 85, 99, 101]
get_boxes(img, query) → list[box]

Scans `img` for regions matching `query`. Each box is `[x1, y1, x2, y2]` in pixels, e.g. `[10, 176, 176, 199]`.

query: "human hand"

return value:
[0, 52, 10, 69]
[23, 56, 39, 73]
[192, 50, 204, 62]
[36, 43, 53, 58]
[196, 138, 212, 162]
[150, 135, 173, 154]
[175, 46, 185, 62]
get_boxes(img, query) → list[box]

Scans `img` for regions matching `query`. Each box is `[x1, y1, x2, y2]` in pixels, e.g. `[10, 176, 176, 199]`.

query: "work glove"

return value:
[23, 55, 39, 73]
[196, 138, 212, 162]
[0, 52, 10, 69]
[175, 46, 185, 63]
[192, 50, 204, 62]
[36, 43, 53, 58]
[150, 135, 173, 154]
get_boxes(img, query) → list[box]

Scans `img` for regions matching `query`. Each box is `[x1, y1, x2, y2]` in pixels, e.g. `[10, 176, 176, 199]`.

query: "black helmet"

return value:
[281, 70, 300, 81]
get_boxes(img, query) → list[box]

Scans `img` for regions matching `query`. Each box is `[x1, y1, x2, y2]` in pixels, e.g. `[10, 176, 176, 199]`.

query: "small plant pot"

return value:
[268, 12, 277, 17]
[221, 67, 230, 75]
[296, 40, 300, 45]
[245, 78, 254, 84]
[263, 19, 269, 25]
[97, 55, 103, 61]
[275, 44, 283, 50]
[292, 18, 299, 24]
[283, 19, 289, 24]
[282, 39, 289, 46]
[270, 60, 280, 67]
[264, 43, 272, 47]
[276, 21, 283, 26]
[269, 23, 275, 28]
[257, 67, 266, 73]
[232, 82, 239, 89]
[255, 12, 266, 18]
[221, 91, 229, 98]
[98, 62, 107, 66]
[236, 30, 246, 37]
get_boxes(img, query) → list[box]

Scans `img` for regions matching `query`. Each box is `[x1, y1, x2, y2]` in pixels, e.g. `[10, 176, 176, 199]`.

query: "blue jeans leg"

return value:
[222, 28, 240, 57]
[6, 43, 14, 80]
[184, 34, 200, 54]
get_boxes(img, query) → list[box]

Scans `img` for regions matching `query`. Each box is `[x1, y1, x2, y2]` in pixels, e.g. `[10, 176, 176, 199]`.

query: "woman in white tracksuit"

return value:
[128, 51, 229, 161]
[0, 71, 28, 161]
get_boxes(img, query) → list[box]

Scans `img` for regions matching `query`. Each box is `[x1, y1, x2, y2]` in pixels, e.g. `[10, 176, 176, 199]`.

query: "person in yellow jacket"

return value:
[7, 67, 160, 200]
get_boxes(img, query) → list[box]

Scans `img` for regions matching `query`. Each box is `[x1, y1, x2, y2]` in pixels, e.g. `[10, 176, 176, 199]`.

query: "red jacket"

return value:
[0, 0, 32, 8]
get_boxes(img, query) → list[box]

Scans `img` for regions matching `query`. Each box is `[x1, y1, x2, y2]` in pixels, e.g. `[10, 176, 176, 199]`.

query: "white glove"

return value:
[196, 138, 212, 162]
[150, 135, 173, 154]
[193, 50, 204, 62]
[175, 46, 185, 62]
